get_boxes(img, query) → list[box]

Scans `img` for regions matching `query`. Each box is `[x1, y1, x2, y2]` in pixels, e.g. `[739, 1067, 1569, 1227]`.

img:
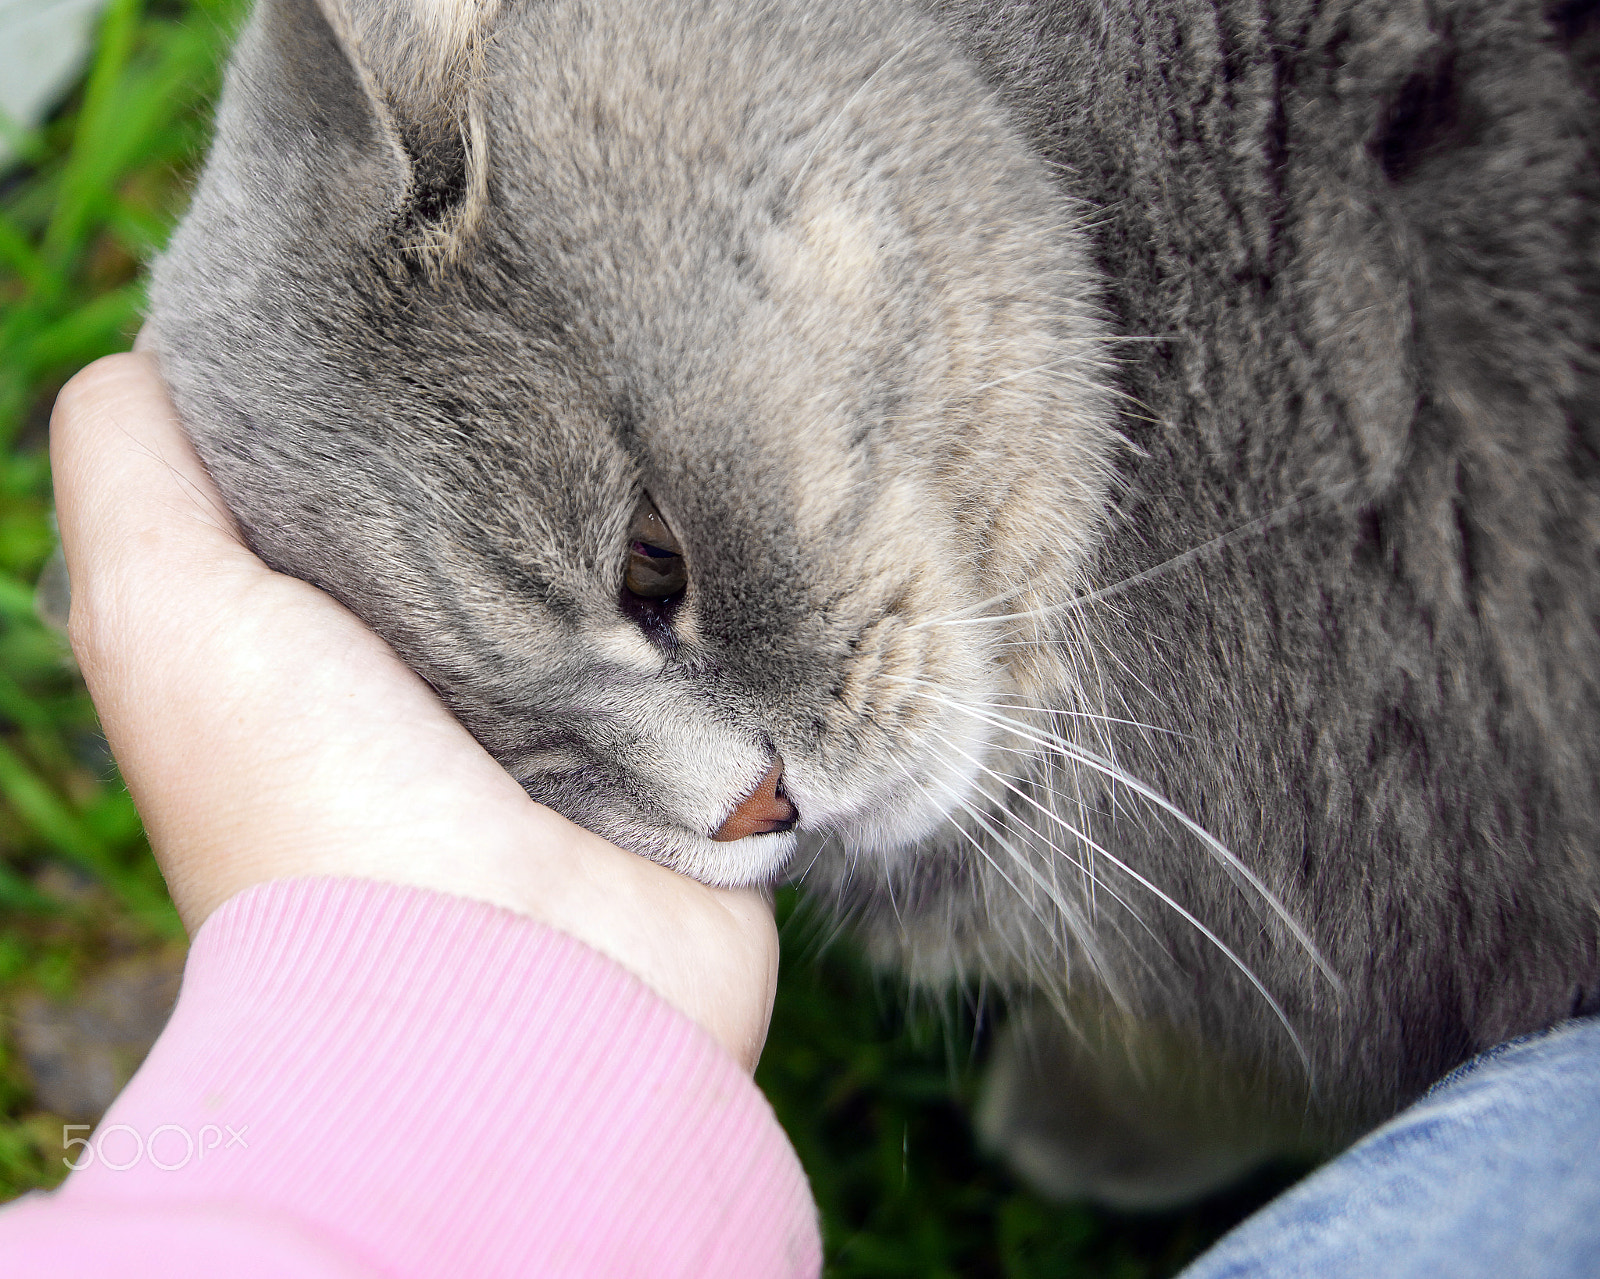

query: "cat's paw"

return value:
[975, 1005, 1313, 1210]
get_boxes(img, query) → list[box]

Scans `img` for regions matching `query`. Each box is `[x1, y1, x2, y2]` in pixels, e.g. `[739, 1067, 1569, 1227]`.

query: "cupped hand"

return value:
[50, 352, 778, 1071]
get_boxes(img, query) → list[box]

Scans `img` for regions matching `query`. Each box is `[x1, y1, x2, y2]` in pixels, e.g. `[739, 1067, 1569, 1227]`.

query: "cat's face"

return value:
[148, 0, 1118, 885]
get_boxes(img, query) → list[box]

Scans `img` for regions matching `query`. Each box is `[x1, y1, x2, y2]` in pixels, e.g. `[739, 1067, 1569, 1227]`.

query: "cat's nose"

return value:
[711, 756, 798, 841]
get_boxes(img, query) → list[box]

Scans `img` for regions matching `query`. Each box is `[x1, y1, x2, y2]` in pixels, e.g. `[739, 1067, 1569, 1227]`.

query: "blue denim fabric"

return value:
[1180, 1015, 1600, 1278]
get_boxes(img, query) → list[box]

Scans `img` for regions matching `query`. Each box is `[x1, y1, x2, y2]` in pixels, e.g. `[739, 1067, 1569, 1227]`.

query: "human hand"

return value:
[50, 352, 779, 1071]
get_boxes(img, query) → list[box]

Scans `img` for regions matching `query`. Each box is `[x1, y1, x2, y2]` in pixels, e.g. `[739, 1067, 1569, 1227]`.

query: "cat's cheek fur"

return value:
[784, 638, 1010, 867]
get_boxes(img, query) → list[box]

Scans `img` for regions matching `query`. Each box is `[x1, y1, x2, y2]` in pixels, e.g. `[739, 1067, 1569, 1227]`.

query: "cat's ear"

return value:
[245, 0, 502, 260]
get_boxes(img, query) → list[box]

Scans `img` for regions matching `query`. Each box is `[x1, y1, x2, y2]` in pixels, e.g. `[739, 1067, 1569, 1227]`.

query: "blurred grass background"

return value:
[0, 1, 1282, 1271]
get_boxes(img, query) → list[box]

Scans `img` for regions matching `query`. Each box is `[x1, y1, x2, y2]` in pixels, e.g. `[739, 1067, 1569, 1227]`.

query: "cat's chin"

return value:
[627, 826, 800, 889]
[678, 831, 799, 888]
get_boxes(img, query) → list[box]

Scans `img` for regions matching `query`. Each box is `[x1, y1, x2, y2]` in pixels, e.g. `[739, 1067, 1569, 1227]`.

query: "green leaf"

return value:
[0, 738, 177, 936]
[0, 214, 52, 296]
[14, 284, 141, 385]
[0, 574, 39, 623]
[41, 0, 147, 277]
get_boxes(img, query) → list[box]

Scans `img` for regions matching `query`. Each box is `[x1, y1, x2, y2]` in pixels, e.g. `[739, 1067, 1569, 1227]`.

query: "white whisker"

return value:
[932, 728, 1313, 1072]
[958, 760, 1160, 960]
[932, 769, 1109, 931]
[790, 44, 915, 198]
[918, 770, 1117, 995]
[966, 349, 1109, 397]
[912, 482, 1357, 631]
[906, 777, 1051, 945]
[902, 684, 1343, 993]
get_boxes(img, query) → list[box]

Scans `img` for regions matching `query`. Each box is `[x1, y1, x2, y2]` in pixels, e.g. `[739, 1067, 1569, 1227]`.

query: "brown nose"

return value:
[711, 757, 798, 841]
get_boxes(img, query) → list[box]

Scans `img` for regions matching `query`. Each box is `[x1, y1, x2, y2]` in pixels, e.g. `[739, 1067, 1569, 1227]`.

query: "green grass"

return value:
[0, 2, 1271, 1270]
[0, 0, 245, 1197]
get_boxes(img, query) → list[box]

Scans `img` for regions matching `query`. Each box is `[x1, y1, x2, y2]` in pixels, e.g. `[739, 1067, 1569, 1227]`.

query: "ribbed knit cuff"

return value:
[48, 878, 820, 1278]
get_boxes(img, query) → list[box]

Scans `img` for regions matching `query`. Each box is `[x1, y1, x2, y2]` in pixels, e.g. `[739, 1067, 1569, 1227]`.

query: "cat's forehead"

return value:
[479, 1, 1024, 310]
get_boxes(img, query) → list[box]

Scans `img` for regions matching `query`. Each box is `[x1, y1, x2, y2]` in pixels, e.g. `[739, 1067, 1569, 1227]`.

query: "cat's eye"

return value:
[624, 496, 687, 601]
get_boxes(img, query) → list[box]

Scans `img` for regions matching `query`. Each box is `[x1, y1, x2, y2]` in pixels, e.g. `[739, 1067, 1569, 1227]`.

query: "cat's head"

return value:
[148, 0, 1119, 886]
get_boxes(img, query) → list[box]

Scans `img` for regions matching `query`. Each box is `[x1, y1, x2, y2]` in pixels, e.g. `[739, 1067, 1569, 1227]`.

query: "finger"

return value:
[51, 352, 248, 630]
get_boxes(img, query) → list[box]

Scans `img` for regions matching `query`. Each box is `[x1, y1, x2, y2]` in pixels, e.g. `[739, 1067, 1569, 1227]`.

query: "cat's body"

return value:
[148, 0, 1600, 1203]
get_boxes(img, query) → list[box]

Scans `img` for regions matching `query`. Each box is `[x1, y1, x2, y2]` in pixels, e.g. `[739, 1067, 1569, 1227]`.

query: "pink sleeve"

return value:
[0, 878, 821, 1278]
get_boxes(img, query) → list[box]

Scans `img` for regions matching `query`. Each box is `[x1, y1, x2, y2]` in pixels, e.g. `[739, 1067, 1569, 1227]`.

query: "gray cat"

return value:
[146, 0, 1600, 1207]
